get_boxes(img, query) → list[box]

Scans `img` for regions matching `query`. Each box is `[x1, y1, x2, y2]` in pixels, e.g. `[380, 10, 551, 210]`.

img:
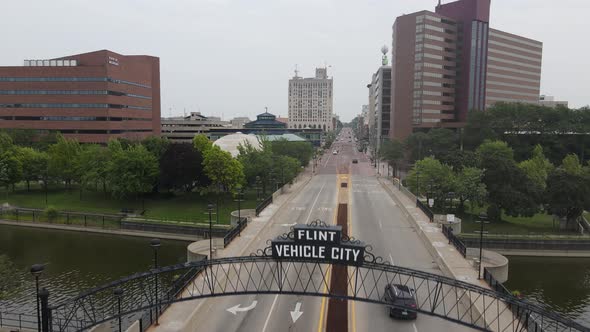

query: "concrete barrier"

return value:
[230, 209, 255, 226]
[187, 238, 224, 262]
[466, 248, 509, 283]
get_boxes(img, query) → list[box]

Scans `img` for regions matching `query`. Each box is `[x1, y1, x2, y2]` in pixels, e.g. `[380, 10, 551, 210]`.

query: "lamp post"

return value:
[150, 238, 161, 325]
[234, 188, 244, 236]
[207, 204, 214, 260]
[255, 176, 261, 201]
[474, 213, 489, 279]
[114, 288, 124, 332]
[30, 264, 44, 332]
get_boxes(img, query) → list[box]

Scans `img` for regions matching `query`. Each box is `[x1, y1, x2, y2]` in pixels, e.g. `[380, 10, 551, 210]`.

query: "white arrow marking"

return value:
[280, 222, 297, 227]
[290, 302, 303, 323]
[226, 301, 258, 315]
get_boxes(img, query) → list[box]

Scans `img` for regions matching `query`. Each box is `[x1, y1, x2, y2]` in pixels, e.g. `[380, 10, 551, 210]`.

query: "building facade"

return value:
[288, 67, 334, 131]
[161, 112, 227, 143]
[0, 50, 160, 143]
[368, 66, 392, 150]
[539, 95, 568, 108]
[390, 0, 543, 140]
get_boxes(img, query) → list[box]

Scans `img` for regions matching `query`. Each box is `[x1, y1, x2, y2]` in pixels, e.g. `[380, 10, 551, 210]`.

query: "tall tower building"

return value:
[390, 0, 542, 140]
[288, 67, 334, 131]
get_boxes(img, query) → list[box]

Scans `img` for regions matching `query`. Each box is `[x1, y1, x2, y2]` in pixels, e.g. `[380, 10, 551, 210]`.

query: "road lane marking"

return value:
[290, 302, 303, 323]
[262, 262, 292, 332]
[226, 300, 258, 315]
[389, 254, 395, 265]
[305, 181, 327, 224]
[413, 323, 419, 332]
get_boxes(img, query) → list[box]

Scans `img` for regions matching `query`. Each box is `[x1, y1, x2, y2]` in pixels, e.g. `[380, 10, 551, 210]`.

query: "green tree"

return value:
[477, 140, 541, 220]
[545, 168, 590, 230]
[379, 139, 404, 177]
[159, 143, 209, 192]
[518, 145, 554, 190]
[272, 155, 301, 186]
[16, 147, 48, 191]
[203, 146, 245, 193]
[48, 134, 81, 189]
[439, 150, 478, 172]
[404, 131, 428, 162]
[193, 134, 213, 153]
[0, 132, 14, 152]
[142, 136, 170, 160]
[77, 144, 111, 194]
[562, 154, 583, 175]
[107, 144, 159, 201]
[237, 140, 273, 193]
[406, 157, 454, 208]
[270, 139, 314, 166]
[455, 167, 487, 212]
[0, 152, 23, 190]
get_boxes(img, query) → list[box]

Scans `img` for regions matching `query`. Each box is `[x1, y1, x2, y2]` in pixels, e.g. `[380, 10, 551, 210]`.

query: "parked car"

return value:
[352, 159, 358, 164]
[384, 284, 418, 320]
[332, 150, 338, 155]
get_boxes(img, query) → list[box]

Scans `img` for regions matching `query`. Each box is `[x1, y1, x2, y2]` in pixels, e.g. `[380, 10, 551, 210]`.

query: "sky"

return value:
[1, 0, 588, 122]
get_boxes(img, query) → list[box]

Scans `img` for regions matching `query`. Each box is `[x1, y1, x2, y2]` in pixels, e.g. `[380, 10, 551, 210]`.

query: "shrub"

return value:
[44, 206, 59, 222]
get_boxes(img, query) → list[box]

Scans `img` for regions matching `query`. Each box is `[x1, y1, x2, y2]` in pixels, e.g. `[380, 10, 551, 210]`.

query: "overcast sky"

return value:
[1, 0, 588, 122]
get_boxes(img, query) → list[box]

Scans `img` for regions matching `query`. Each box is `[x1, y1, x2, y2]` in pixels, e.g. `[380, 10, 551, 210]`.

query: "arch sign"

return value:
[271, 224, 365, 265]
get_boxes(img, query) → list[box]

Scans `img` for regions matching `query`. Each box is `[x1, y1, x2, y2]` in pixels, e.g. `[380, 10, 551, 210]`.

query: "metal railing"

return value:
[0, 207, 123, 229]
[0, 311, 38, 330]
[459, 236, 590, 251]
[416, 199, 434, 222]
[442, 224, 467, 257]
[223, 217, 248, 247]
[255, 195, 273, 216]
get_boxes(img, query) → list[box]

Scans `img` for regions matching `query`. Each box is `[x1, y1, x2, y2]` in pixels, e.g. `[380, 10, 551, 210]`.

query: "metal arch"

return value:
[47, 256, 589, 332]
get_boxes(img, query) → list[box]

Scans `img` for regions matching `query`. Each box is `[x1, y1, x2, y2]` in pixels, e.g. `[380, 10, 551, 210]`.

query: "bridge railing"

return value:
[442, 224, 467, 258]
[0, 311, 38, 331]
[416, 199, 434, 223]
[223, 217, 248, 247]
[255, 195, 272, 216]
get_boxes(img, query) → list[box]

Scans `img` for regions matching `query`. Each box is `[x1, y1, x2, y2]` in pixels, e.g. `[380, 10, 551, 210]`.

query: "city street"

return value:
[157, 128, 477, 331]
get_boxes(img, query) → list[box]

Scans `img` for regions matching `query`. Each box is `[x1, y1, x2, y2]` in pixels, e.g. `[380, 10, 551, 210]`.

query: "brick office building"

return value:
[0, 50, 160, 143]
[390, 0, 543, 139]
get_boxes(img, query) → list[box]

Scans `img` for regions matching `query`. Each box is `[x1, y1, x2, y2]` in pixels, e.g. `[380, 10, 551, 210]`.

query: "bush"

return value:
[487, 204, 501, 222]
[44, 206, 59, 222]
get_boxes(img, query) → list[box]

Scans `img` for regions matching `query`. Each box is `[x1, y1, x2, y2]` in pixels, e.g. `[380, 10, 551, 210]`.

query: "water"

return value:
[0, 224, 189, 315]
[505, 256, 590, 327]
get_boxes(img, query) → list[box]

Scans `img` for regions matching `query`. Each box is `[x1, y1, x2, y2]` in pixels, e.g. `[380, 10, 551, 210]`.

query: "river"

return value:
[0, 224, 189, 316]
[505, 256, 590, 327]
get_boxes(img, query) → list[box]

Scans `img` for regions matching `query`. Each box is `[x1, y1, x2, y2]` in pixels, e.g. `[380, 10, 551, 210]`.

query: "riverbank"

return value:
[0, 219, 200, 242]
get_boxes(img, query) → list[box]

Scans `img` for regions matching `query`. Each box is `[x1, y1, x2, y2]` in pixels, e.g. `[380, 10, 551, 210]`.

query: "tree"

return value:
[380, 139, 404, 177]
[477, 140, 542, 220]
[561, 154, 583, 176]
[203, 146, 245, 193]
[272, 155, 301, 186]
[16, 147, 48, 191]
[142, 136, 170, 160]
[404, 131, 428, 162]
[439, 150, 478, 172]
[77, 144, 110, 194]
[0, 152, 22, 190]
[455, 167, 487, 212]
[48, 134, 81, 189]
[426, 128, 458, 159]
[518, 145, 553, 190]
[270, 139, 314, 166]
[0, 132, 14, 152]
[159, 143, 209, 192]
[405, 157, 455, 209]
[545, 168, 590, 230]
[237, 140, 273, 193]
[193, 134, 213, 153]
[107, 144, 159, 200]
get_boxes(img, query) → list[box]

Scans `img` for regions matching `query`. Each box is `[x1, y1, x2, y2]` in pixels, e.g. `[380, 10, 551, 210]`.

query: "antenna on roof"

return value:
[294, 64, 299, 78]
[265, 106, 268, 113]
[437, 0, 442, 7]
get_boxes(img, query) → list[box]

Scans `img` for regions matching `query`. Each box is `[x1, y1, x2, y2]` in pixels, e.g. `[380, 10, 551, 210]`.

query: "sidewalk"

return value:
[378, 176, 517, 331]
[147, 169, 313, 332]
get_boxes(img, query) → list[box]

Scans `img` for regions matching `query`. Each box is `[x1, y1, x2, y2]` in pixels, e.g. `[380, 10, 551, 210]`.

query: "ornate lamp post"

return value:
[30, 264, 44, 332]
[150, 238, 161, 325]
[207, 204, 214, 259]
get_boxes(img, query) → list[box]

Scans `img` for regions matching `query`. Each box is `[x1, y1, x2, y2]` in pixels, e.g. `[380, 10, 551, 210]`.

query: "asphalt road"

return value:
[179, 128, 477, 331]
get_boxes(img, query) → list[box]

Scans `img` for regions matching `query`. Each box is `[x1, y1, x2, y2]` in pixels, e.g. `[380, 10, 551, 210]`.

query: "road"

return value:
[163, 128, 477, 331]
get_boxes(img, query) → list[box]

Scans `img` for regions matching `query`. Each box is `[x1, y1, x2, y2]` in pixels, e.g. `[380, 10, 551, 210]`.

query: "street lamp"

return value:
[114, 288, 124, 332]
[30, 264, 44, 332]
[150, 238, 161, 326]
[234, 188, 244, 236]
[255, 176, 261, 201]
[207, 204, 214, 260]
[474, 213, 489, 279]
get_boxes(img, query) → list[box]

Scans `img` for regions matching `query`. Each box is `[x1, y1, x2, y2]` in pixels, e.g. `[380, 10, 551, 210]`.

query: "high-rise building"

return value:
[0, 50, 160, 143]
[390, 0, 543, 139]
[368, 66, 392, 150]
[288, 67, 333, 131]
[539, 95, 568, 108]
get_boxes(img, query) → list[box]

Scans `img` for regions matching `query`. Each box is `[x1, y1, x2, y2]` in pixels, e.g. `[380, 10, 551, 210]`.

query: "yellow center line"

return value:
[316, 174, 341, 332]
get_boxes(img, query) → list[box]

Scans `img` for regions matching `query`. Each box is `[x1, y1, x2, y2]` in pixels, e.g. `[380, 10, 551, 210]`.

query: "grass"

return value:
[0, 183, 261, 225]
[458, 203, 574, 236]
